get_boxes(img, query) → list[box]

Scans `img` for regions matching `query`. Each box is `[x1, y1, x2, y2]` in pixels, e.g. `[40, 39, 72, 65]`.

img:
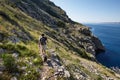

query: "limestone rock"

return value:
[111, 67, 120, 74]
[92, 36, 105, 53]
[80, 28, 92, 36]
[12, 53, 19, 58]
[64, 70, 70, 77]
[10, 77, 17, 80]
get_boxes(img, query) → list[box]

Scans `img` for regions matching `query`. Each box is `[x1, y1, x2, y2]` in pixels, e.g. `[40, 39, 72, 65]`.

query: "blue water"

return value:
[85, 23, 120, 68]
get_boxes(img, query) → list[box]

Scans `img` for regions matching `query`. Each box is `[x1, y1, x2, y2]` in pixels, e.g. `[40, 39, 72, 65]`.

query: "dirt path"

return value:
[40, 49, 69, 80]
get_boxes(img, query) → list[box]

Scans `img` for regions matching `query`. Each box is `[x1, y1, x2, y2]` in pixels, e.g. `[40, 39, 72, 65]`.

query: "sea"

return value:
[85, 23, 120, 68]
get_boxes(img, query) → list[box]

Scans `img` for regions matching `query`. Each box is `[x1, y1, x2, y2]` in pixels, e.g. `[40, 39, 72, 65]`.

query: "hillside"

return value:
[0, 0, 120, 80]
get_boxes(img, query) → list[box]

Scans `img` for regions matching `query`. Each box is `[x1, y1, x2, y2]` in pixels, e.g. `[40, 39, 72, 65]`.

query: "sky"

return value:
[50, 0, 120, 23]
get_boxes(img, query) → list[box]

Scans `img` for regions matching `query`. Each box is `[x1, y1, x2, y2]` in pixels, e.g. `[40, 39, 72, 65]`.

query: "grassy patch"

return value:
[2, 54, 18, 73]
[0, 43, 37, 57]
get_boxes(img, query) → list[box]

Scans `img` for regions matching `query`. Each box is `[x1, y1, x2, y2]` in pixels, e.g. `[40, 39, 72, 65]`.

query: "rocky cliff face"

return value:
[1, 0, 118, 80]
[7, 0, 72, 27]
[92, 36, 105, 53]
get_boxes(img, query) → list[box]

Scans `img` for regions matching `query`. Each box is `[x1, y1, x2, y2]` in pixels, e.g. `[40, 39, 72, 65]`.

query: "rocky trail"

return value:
[0, 48, 120, 80]
[40, 48, 120, 80]
[40, 49, 70, 80]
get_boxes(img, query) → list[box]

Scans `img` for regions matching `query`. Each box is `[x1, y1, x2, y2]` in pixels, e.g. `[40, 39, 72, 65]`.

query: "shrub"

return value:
[19, 68, 39, 80]
[97, 75, 103, 80]
[57, 21, 66, 28]
[2, 54, 18, 73]
[15, 44, 37, 57]
[33, 57, 43, 65]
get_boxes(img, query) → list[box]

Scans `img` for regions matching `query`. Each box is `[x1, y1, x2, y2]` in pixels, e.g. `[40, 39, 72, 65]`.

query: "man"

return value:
[39, 34, 47, 62]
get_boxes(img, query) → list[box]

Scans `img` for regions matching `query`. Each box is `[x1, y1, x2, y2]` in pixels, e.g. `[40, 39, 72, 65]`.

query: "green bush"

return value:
[0, 43, 36, 57]
[20, 74, 37, 80]
[97, 75, 103, 80]
[0, 43, 15, 51]
[57, 21, 66, 28]
[33, 57, 43, 65]
[19, 68, 39, 80]
[15, 44, 37, 57]
[2, 54, 18, 73]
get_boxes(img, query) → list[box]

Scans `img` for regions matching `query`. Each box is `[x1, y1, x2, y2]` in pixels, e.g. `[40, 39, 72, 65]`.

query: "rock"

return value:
[12, 53, 19, 58]
[11, 28, 31, 41]
[54, 66, 70, 78]
[41, 50, 71, 79]
[10, 76, 17, 80]
[69, 64, 89, 80]
[79, 28, 92, 36]
[64, 70, 70, 77]
[42, 77, 47, 80]
[0, 48, 5, 54]
[0, 66, 5, 71]
[111, 67, 120, 74]
[74, 73, 87, 80]
[92, 36, 105, 53]
[0, 71, 3, 74]
[8, 36, 20, 43]
[21, 66, 27, 70]
[16, 0, 71, 28]
[85, 43, 96, 55]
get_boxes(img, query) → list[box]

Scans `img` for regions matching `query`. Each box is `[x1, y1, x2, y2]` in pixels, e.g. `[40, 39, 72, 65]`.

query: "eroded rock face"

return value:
[85, 43, 96, 55]
[79, 28, 92, 36]
[83, 35, 105, 55]
[111, 67, 120, 74]
[8, 36, 20, 43]
[14, 0, 72, 27]
[92, 36, 105, 53]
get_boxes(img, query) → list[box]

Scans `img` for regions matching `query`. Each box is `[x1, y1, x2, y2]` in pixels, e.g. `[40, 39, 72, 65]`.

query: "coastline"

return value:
[86, 23, 120, 68]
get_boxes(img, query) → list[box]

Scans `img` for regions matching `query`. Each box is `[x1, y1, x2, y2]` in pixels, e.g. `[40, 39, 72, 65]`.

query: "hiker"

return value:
[39, 34, 47, 62]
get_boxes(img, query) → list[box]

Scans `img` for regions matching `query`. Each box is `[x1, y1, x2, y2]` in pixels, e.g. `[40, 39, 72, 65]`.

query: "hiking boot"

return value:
[43, 54, 47, 62]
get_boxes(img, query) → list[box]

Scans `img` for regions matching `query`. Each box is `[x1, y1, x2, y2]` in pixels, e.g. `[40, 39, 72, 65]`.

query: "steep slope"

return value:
[2, 0, 72, 27]
[0, 0, 119, 80]
[7, 0, 105, 55]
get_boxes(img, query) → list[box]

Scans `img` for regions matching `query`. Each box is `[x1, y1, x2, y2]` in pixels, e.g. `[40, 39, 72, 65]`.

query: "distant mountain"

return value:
[0, 0, 119, 80]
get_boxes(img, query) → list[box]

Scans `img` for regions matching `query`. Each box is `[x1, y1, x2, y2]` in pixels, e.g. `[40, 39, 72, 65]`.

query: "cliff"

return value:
[0, 0, 119, 80]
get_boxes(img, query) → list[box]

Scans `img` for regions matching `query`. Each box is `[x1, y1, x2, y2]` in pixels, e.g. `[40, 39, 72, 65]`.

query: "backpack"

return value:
[40, 37, 47, 45]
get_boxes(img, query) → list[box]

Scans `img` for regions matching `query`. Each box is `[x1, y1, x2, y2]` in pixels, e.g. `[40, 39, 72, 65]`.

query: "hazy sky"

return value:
[50, 0, 120, 23]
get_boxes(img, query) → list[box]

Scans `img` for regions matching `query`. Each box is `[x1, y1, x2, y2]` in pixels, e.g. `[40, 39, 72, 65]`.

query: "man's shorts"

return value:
[42, 45, 47, 51]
